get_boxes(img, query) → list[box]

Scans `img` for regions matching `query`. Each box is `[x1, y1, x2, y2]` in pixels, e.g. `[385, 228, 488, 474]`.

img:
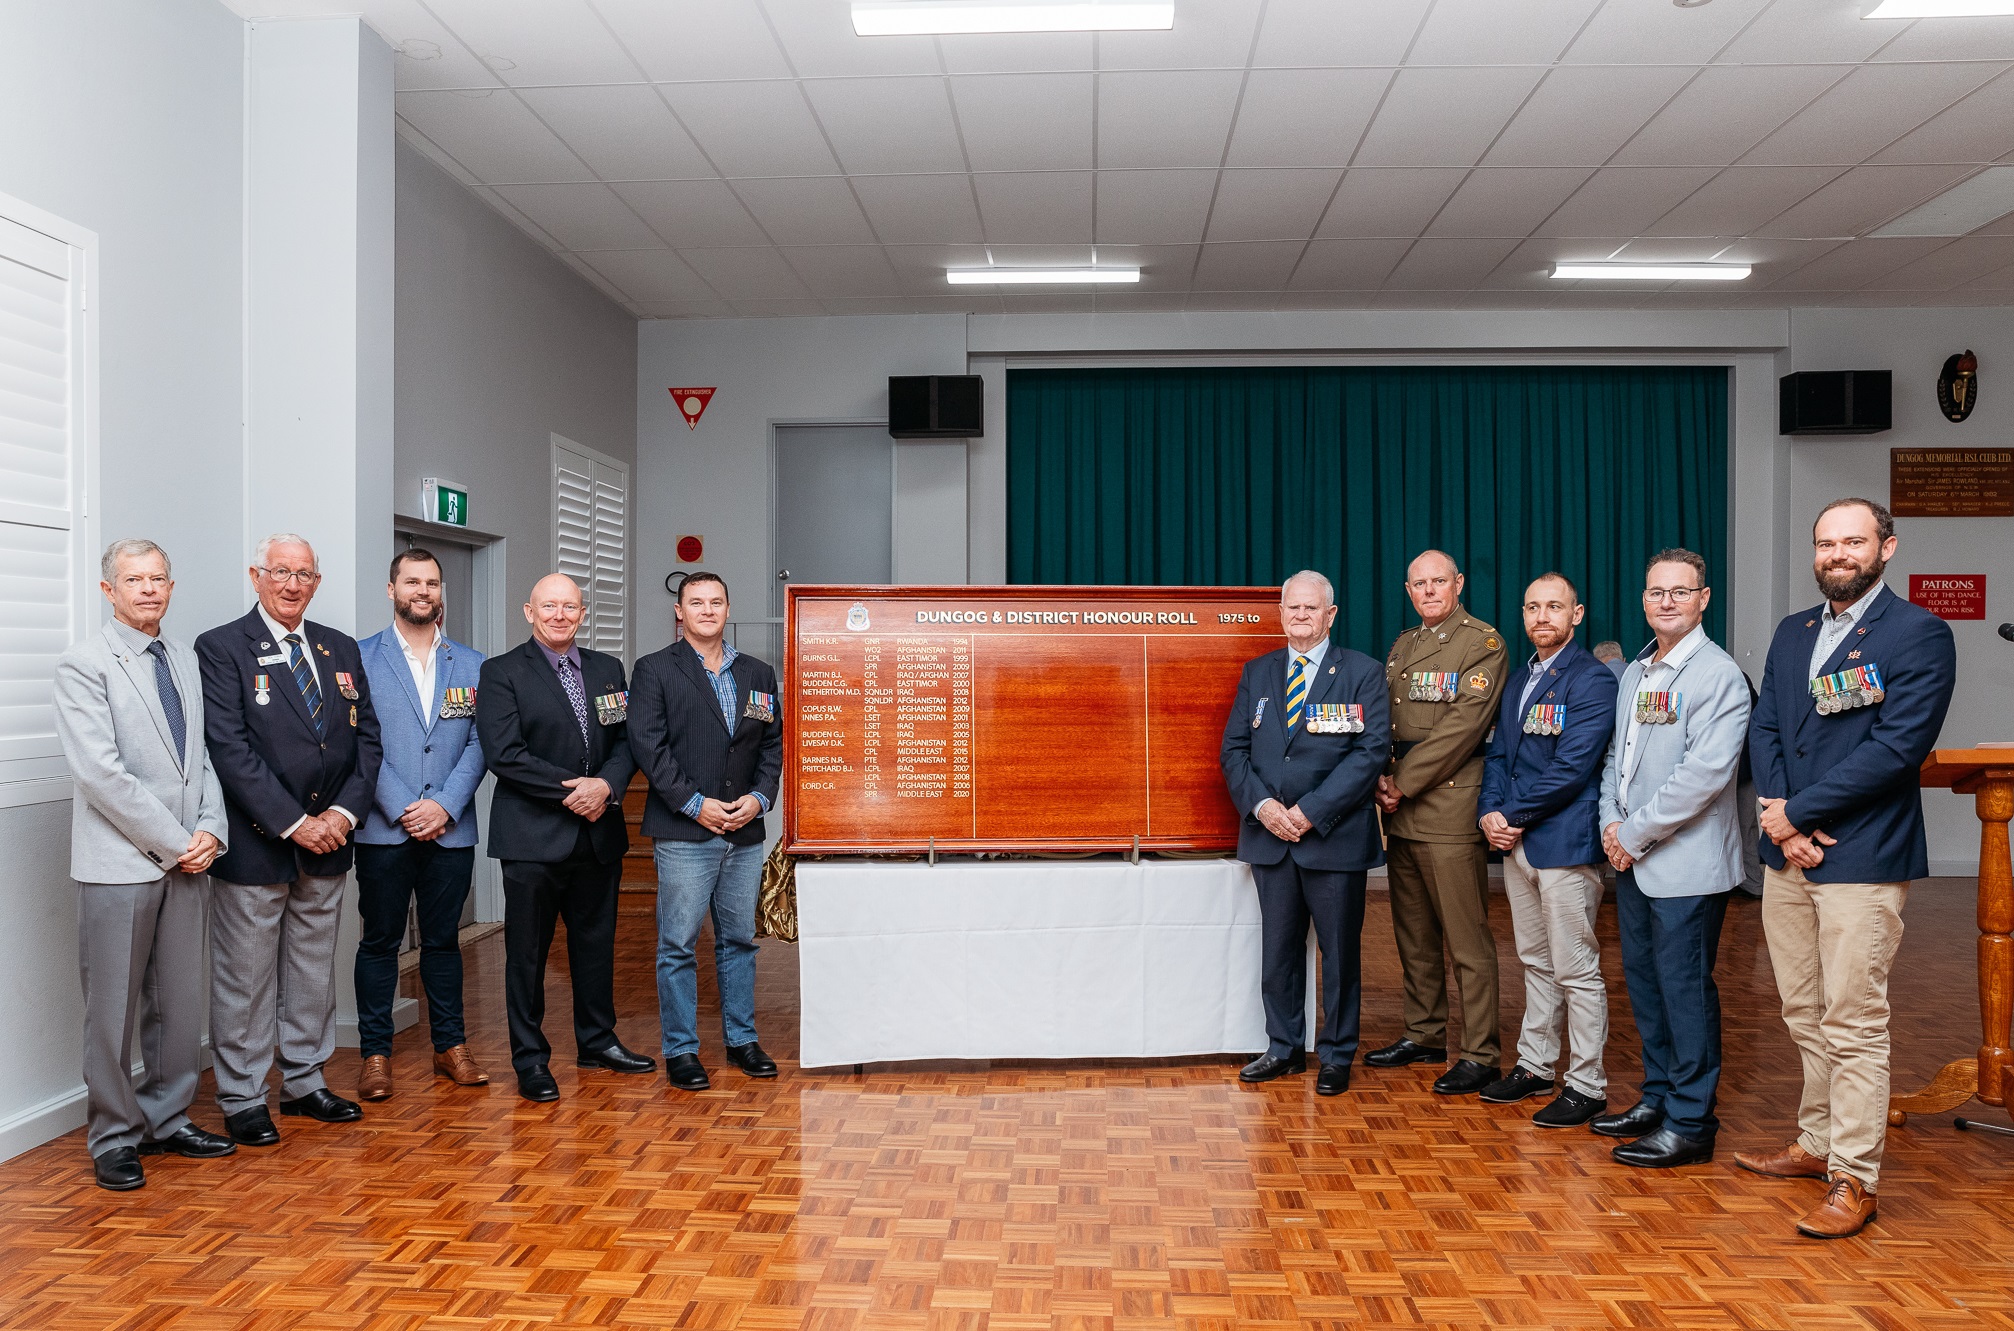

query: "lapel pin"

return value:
[1328, 665, 1336, 674]
[1805, 620, 1816, 628]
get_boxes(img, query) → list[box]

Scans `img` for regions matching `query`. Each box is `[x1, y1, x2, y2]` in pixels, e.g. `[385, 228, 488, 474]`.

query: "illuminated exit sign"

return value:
[422, 478, 469, 528]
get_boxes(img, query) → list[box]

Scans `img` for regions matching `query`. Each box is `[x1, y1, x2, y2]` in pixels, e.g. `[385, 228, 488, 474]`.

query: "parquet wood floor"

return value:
[3, 876, 2011, 1330]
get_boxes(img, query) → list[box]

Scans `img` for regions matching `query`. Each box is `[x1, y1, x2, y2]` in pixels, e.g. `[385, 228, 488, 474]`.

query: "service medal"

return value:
[254, 673, 270, 707]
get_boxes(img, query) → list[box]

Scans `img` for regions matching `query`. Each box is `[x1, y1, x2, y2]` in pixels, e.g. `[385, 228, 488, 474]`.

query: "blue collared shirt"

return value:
[679, 641, 772, 820]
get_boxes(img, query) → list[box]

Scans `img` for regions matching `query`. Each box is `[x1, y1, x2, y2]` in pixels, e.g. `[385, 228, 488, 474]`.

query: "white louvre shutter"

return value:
[552, 436, 628, 663]
[0, 210, 86, 773]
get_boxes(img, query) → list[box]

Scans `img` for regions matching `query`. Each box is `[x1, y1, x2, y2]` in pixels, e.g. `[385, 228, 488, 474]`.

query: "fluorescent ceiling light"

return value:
[1551, 262, 1752, 281]
[947, 267, 1141, 284]
[1870, 166, 2014, 236]
[853, 1, 1174, 35]
[1865, 1, 2014, 17]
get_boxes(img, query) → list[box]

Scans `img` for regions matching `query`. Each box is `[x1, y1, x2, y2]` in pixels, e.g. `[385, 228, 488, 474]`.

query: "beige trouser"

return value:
[1761, 864, 1909, 1190]
[1386, 836, 1500, 1064]
[1503, 845, 1608, 1097]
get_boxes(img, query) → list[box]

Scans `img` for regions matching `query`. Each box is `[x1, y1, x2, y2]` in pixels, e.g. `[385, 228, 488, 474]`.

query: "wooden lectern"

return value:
[1888, 749, 2014, 1126]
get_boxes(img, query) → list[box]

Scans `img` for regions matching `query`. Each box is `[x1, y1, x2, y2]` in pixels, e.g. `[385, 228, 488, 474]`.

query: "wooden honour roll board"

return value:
[784, 586, 1283, 854]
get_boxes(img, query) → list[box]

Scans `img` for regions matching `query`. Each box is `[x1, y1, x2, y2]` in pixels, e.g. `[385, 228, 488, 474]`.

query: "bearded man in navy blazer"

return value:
[1476, 573, 1619, 1128]
[197, 533, 381, 1146]
[1738, 498, 1956, 1240]
[1221, 570, 1391, 1096]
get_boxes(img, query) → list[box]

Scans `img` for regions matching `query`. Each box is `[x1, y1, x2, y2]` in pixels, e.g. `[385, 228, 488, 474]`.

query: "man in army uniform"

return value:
[1366, 549, 1509, 1096]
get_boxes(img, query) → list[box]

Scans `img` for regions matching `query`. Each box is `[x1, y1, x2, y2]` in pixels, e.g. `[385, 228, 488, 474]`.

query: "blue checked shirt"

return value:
[678, 641, 772, 820]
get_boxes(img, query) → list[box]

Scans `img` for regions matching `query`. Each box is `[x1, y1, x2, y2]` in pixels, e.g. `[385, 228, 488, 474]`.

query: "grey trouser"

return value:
[209, 872, 344, 1113]
[78, 873, 208, 1155]
[1503, 845, 1608, 1097]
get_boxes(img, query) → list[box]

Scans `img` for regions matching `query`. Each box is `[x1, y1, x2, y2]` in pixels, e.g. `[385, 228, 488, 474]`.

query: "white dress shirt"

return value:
[1254, 638, 1331, 815]
[398, 622, 443, 726]
[1808, 580, 1885, 681]
[1618, 622, 1707, 810]
[256, 605, 355, 835]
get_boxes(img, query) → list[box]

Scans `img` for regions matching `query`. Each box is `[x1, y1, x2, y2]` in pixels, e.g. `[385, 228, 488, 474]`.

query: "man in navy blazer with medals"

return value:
[196, 533, 381, 1145]
[1738, 498, 1956, 1240]
[628, 572, 784, 1092]
[478, 572, 654, 1102]
[1221, 570, 1392, 1095]
[1476, 573, 1619, 1128]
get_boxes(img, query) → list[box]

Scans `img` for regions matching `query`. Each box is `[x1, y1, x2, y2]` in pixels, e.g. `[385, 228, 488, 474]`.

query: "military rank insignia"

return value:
[1306, 703, 1365, 734]
[744, 689, 777, 723]
[1634, 691, 1681, 725]
[1811, 663, 1884, 715]
[594, 690, 628, 725]
[439, 687, 476, 719]
[335, 671, 359, 700]
[1408, 670, 1461, 702]
[1522, 704, 1563, 736]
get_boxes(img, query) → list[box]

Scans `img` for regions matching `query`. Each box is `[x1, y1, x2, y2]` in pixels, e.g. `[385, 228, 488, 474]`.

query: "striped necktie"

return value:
[285, 633, 324, 734]
[1285, 655, 1309, 731]
[145, 640, 187, 766]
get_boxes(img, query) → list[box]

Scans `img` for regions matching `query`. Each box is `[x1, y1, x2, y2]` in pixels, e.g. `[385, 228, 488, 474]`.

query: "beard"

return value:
[395, 596, 440, 627]
[1816, 554, 1885, 604]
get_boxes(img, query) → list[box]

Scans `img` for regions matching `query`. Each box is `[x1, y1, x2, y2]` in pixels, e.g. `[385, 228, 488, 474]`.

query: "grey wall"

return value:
[0, 0, 245, 1157]
[394, 139, 637, 645]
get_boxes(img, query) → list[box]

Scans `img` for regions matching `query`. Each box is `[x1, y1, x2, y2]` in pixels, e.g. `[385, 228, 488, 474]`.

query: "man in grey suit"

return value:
[53, 540, 237, 1190]
[1594, 548, 1751, 1169]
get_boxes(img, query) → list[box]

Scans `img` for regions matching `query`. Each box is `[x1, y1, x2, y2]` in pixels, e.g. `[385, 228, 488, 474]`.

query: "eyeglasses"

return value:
[258, 567, 320, 585]
[1643, 586, 1703, 604]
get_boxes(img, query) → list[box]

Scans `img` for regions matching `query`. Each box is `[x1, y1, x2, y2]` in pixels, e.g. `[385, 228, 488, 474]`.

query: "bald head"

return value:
[524, 573, 586, 652]
[1403, 549, 1464, 628]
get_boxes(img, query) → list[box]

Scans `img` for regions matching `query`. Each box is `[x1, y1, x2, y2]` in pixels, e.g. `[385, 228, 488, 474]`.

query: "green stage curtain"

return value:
[1006, 365, 1728, 658]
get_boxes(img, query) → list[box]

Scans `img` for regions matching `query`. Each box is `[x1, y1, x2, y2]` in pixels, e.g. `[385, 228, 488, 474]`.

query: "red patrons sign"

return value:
[668, 386, 716, 429]
[1909, 573, 1986, 620]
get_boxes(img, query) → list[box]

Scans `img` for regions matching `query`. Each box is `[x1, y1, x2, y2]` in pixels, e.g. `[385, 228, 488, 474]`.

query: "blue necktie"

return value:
[1285, 655, 1309, 730]
[286, 633, 325, 734]
[145, 640, 187, 766]
[557, 656, 591, 756]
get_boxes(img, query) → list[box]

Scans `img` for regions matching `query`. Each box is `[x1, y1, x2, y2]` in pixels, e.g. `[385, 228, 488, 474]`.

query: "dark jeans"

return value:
[1253, 860, 1368, 1067]
[500, 828, 620, 1075]
[354, 840, 475, 1057]
[1615, 870, 1730, 1140]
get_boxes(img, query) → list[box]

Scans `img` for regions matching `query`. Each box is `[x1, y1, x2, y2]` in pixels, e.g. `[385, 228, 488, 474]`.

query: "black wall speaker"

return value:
[889, 375, 984, 439]
[1778, 370, 1892, 435]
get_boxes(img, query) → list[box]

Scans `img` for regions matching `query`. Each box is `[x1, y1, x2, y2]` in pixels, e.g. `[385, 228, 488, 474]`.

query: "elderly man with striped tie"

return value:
[197, 534, 382, 1147]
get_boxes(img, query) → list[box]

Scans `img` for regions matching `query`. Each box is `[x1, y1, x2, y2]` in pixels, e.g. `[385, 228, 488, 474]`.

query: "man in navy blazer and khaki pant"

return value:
[1740, 498, 1956, 1239]
[1477, 574, 1619, 1127]
[1220, 571, 1391, 1097]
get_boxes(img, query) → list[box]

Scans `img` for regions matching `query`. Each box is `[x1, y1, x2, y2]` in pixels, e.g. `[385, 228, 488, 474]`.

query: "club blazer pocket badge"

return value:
[595, 690, 628, 725]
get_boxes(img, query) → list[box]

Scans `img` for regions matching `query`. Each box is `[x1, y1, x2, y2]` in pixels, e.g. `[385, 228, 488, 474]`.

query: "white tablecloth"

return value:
[798, 858, 1312, 1068]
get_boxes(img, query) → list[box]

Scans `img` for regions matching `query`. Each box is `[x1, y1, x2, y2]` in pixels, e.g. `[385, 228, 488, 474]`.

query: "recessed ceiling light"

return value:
[1865, 0, 2014, 15]
[1551, 262, 1752, 281]
[946, 267, 1142, 284]
[1870, 166, 2014, 236]
[853, 0, 1174, 35]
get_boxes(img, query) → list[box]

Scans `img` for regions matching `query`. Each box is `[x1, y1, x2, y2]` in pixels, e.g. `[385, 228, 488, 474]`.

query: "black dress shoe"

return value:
[1479, 1067, 1555, 1104]
[1612, 1126, 1715, 1169]
[279, 1088, 362, 1122]
[93, 1147, 144, 1191]
[1532, 1088, 1608, 1128]
[1365, 1038, 1447, 1068]
[726, 1042, 778, 1078]
[1432, 1059, 1499, 1096]
[1316, 1064, 1351, 1096]
[1238, 1051, 1307, 1082]
[223, 1106, 280, 1147]
[139, 1124, 237, 1158]
[577, 1042, 657, 1074]
[666, 1053, 711, 1091]
[517, 1066, 560, 1102]
[1590, 1098, 1666, 1139]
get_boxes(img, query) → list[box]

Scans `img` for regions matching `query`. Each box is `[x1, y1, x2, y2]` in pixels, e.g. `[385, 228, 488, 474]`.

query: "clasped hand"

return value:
[177, 830, 221, 874]
[1374, 774, 1403, 814]
[289, 811, 349, 855]
[1479, 810, 1521, 852]
[561, 776, 612, 821]
[697, 794, 765, 836]
[1601, 821, 1633, 872]
[1758, 796, 1836, 868]
[1257, 799, 1313, 843]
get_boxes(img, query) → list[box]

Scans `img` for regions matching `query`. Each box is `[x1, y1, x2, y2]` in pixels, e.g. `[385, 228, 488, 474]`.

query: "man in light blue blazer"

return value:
[1595, 548, 1751, 1169]
[353, 549, 489, 1100]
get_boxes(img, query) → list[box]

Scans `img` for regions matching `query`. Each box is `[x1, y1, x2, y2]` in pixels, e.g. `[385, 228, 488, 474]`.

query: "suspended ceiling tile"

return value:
[1383, 237, 1523, 288]
[659, 82, 841, 176]
[1352, 67, 1548, 168]
[1191, 241, 1305, 290]
[1250, 0, 1431, 67]
[1204, 169, 1340, 243]
[490, 182, 665, 249]
[1094, 170, 1220, 245]
[972, 172, 1096, 244]
[761, 0, 943, 77]
[1754, 163, 1978, 238]
[1532, 166, 1722, 237]
[1869, 14, 2014, 60]
[937, 31, 1095, 74]
[1426, 168, 1596, 238]
[1097, 71, 1246, 170]
[1611, 66, 1847, 168]
[1740, 62, 2004, 167]
[1764, 236, 1952, 289]
[1643, 165, 1845, 236]
[594, 0, 792, 81]
[1407, 0, 1605, 66]
[1094, 0, 1265, 72]
[1716, 0, 1908, 65]
[731, 177, 879, 245]
[516, 85, 714, 181]
[677, 246, 819, 300]
[851, 175, 985, 245]
[612, 179, 769, 247]
[775, 245, 905, 298]
[1872, 69, 2014, 165]
[353, 0, 503, 91]
[950, 74, 1095, 172]
[1859, 235, 2014, 289]
[1287, 238, 1414, 291]
[422, 0, 641, 86]
[801, 78, 968, 175]
[725, 297, 832, 315]
[396, 89, 592, 183]
[578, 248, 718, 302]
[1482, 66, 1695, 168]
[1315, 167, 1468, 238]
[1562, 0, 1772, 64]
[1223, 69, 1391, 170]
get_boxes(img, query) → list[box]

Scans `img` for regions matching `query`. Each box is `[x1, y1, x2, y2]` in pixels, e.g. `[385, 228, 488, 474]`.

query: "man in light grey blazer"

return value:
[1593, 548, 1751, 1170]
[52, 540, 237, 1191]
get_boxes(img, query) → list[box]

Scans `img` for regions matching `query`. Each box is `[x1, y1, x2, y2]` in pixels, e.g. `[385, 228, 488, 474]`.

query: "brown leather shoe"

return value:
[358, 1055, 392, 1102]
[1733, 1140, 1829, 1180]
[433, 1044, 490, 1086]
[1796, 1173, 1877, 1239]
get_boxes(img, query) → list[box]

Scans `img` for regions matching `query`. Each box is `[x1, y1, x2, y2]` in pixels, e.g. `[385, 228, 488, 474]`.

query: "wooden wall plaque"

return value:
[784, 585, 1284, 854]
[1890, 448, 2014, 517]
